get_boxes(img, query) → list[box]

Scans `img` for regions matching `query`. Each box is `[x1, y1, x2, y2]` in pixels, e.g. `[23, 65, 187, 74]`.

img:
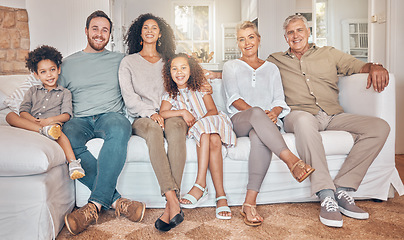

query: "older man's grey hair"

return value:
[283, 14, 309, 35]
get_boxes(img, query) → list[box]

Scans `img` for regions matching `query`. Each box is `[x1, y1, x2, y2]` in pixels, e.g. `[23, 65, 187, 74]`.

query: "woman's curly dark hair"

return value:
[163, 53, 205, 98]
[25, 45, 63, 73]
[125, 13, 175, 61]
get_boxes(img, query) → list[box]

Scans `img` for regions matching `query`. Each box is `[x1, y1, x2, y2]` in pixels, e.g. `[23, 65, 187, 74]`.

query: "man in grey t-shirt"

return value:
[60, 10, 145, 236]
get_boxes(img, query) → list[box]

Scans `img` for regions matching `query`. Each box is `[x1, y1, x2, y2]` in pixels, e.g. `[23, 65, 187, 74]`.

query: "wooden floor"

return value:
[396, 154, 404, 182]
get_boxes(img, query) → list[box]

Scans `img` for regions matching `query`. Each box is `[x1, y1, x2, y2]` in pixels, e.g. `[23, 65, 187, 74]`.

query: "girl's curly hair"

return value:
[25, 45, 63, 73]
[163, 53, 205, 98]
[125, 13, 175, 61]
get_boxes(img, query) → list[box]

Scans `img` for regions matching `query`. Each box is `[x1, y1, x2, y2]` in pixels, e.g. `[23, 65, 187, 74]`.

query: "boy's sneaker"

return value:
[335, 190, 369, 219]
[40, 124, 62, 140]
[115, 197, 146, 222]
[69, 159, 85, 180]
[64, 202, 99, 235]
[319, 196, 343, 227]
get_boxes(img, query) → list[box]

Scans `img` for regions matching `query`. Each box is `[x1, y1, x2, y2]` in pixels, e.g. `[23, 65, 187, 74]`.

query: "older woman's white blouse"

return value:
[222, 59, 290, 119]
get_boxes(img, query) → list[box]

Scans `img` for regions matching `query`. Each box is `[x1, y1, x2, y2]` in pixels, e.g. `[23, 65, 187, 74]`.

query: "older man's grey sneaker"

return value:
[335, 190, 369, 219]
[319, 197, 343, 227]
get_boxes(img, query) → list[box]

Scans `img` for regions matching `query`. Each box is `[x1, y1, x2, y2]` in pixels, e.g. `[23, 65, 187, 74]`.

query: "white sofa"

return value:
[1, 73, 403, 240]
[0, 75, 75, 240]
[74, 73, 403, 207]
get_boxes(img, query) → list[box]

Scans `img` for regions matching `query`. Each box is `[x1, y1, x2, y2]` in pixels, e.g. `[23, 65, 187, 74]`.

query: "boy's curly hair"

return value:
[162, 53, 205, 98]
[125, 13, 175, 61]
[25, 45, 63, 73]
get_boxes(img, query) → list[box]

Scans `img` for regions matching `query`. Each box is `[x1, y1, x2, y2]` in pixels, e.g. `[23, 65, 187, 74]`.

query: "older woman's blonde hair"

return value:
[236, 21, 261, 39]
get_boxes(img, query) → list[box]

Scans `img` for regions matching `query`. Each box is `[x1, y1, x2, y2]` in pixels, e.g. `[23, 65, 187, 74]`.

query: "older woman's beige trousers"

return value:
[231, 107, 289, 192]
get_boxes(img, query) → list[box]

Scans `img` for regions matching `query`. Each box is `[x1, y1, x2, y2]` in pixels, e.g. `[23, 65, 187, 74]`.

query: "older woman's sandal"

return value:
[291, 160, 315, 183]
[240, 203, 263, 226]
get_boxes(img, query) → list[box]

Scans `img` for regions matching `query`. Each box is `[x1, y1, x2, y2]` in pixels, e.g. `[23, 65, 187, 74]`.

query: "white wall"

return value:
[0, 0, 25, 8]
[389, 0, 404, 153]
[0, 0, 110, 57]
[241, 0, 258, 21]
[257, 0, 295, 58]
[26, 0, 109, 58]
[329, 0, 368, 50]
[368, 0, 387, 64]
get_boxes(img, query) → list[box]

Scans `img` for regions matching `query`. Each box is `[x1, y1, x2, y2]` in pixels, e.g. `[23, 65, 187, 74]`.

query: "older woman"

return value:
[222, 21, 315, 226]
[118, 13, 186, 232]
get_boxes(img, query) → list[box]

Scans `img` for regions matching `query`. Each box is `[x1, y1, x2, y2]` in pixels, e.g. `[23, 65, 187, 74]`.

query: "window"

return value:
[172, 1, 214, 62]
[315, 0, 328, 47]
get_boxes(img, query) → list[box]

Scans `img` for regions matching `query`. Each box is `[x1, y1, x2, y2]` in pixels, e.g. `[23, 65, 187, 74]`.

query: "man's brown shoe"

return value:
[115, 198, 146, 222]
[64, 202, 99, 235]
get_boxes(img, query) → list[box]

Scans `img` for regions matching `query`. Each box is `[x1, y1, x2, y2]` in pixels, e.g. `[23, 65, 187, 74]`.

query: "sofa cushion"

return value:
[3, 74, 41, 113]
[87, 135, 227, 164]
[227, 131, 354, 161]
[0, 126, 66, 176]
[0, 108, 11, 126]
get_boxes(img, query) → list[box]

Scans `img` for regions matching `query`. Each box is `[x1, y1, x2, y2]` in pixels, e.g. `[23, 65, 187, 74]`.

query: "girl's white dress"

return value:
[162, 88, 236, 147]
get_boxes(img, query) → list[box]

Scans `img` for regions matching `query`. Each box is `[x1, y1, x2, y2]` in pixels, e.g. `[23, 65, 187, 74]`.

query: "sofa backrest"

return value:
[0, 75, 29, 96]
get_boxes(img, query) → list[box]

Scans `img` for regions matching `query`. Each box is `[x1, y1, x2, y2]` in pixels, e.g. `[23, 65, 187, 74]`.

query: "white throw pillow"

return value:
[0, 90, 7, 110]
[209, 78, 228, 114]
[4, 74, 42, 113]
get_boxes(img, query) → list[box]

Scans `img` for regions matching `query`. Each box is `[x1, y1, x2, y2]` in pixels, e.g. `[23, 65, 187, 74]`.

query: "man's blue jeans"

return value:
[63, 112, 132, 209]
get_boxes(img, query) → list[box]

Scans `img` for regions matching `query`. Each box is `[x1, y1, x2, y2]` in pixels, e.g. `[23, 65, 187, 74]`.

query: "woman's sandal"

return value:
[180, 183, 208, 209]
[240, 203, 263, 226]
[291, 160, 315, 183]
[216, 196, 231, 220]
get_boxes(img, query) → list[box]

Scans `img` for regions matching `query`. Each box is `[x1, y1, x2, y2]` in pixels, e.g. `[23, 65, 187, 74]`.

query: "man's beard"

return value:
[87, 35, 109, 51]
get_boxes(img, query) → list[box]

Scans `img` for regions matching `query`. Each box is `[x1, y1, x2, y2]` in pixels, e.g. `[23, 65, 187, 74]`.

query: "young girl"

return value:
[6, 45, 85, 180]
[160, 53, 236, 220]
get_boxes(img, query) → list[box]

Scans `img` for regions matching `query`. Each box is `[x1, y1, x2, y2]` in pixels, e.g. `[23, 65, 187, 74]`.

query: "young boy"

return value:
[5, 45, 85, 180]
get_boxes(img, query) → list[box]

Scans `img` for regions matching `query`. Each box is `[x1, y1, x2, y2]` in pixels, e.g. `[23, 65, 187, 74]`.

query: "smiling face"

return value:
[284, 19, 311, 56]
[141, 19, 161, 45]
[85, 17, 111, 52]
[34, 59, 61, 90]
[170, 57, 190, 89]
[237, 27, 260, 58]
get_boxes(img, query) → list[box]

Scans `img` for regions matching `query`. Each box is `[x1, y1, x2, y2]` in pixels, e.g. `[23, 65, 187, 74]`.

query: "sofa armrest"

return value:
[338, 73, 395, 140]
[338, 73, 401, 197]
[338, 72, 396, 143]
[338, 73, 395, 128]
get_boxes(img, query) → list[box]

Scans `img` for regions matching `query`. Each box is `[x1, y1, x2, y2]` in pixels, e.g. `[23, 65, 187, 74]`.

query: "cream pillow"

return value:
[4, 74, 42, 113]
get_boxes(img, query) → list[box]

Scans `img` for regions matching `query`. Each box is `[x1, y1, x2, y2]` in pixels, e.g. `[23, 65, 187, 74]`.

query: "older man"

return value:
[267, 14, 390, 228]
[60, 10, 145, 235]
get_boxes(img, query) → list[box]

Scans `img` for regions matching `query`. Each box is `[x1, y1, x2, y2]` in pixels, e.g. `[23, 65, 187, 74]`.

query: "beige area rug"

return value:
[57, 194, 404, 240]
